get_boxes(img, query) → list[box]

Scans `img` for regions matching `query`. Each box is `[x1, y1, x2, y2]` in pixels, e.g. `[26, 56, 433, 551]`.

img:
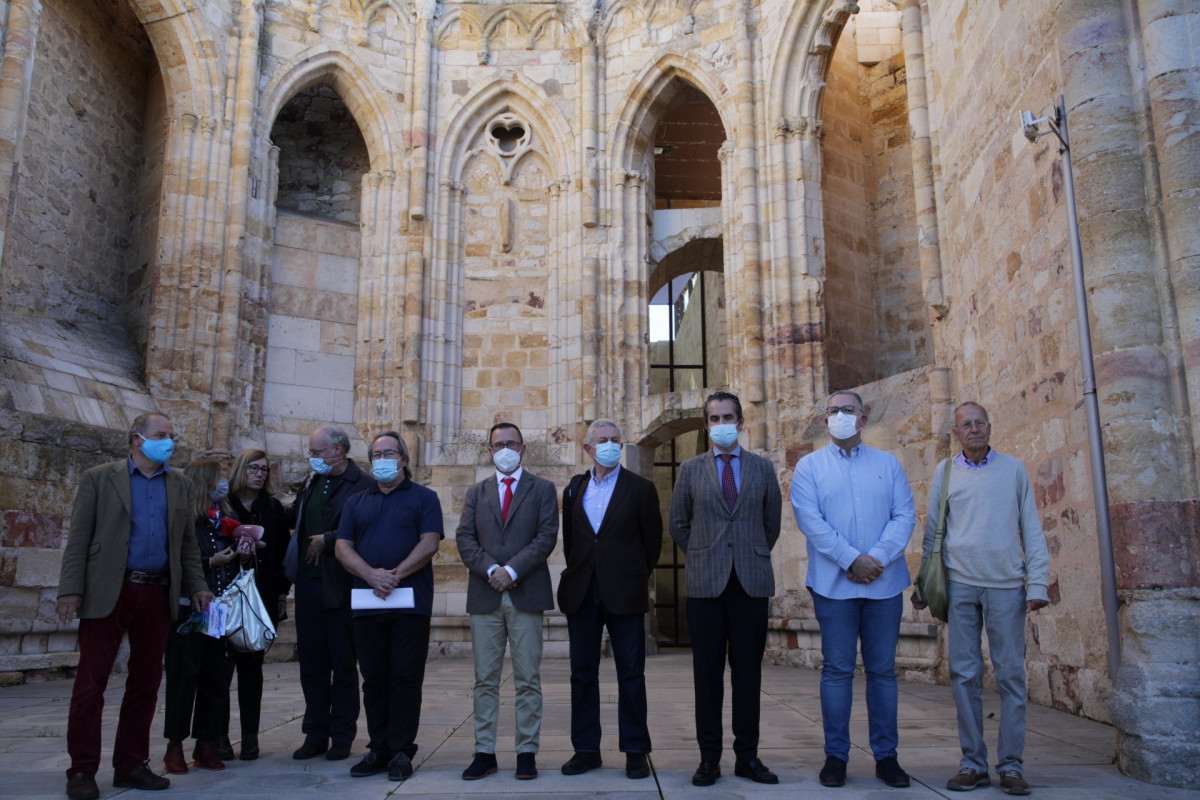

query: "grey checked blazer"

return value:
[455, 469, 560, 613]
[668, 448, 782, 599]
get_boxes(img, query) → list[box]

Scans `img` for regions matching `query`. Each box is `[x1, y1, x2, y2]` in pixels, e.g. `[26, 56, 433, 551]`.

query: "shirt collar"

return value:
[828, 441, 863, 459]
[127, 456, 169, 478]
[712, 445, 742, 460]
[590, 463, 621, 485]
[956, 447, 994, 469]
[496, 466, 524, 484]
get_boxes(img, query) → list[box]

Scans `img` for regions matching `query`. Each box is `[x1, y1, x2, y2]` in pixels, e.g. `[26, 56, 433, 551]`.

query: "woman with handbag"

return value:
[162, 459, 243, 774]
[221, 449, 292, 761]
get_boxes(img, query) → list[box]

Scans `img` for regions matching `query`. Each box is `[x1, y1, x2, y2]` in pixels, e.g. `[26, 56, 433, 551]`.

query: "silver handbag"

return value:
[219, 568, 277, 654]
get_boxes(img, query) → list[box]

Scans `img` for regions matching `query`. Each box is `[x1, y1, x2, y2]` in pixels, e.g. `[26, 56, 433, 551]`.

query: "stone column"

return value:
[1055, 0, 1200, 788]
[0, 0, 39, 279]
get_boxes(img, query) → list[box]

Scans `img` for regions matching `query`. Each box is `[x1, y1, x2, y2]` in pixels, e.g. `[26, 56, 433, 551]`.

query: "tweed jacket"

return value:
[58, 459, 207, 618]
[455, 469, 559, 614]
[668, 448, 782, 599]
[557, 467, 663, 617]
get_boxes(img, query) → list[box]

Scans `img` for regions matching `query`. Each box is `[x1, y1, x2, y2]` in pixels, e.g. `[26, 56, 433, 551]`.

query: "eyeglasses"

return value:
[826, 405, 861, 416]
[245, 465, 270, 475]
[489, 440, 523, 451]
[954, 421, 990, 431]
[370, 449, 404, 460]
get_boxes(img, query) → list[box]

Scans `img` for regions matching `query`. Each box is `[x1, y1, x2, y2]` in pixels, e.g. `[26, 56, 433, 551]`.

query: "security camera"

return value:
[1020, 110, 1042, 143]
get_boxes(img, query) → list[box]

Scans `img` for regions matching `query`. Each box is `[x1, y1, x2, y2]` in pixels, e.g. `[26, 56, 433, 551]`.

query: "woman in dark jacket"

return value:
[163, 459, 241, 774]
[222, 448, 292, 760]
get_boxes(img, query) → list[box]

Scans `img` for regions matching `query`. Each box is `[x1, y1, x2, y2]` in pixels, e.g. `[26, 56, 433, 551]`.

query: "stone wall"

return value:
[0, 0, 1193, 786]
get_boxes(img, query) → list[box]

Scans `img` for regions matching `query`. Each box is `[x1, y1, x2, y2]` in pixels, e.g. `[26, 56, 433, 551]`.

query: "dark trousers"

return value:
[163, 610, 235, 743]
[353, 612, 431, 758]
[566, 580, 651, 754]
[220, 649, 265, 740]
[685, 574, 769, 762]
[294, 575, 359, 745]
[66, 580, 170, 777]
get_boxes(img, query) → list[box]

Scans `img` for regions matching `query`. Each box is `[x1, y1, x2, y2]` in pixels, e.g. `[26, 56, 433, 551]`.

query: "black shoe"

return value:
[820, 756, 848, 787]
[113, 764, 170, 791]
[327, 741, 352, 761]
[213, 735, 235, 762]
[66, 772, 100, 800]
[561, 751, 603, 775]
[350, 750, 390, 778]
[876, 756, 911, 788]
[515, 752, 538, 780]
[388, 752, 414, 781]
[735, 757, 779, 784]
[626, 752, 650, 780]
[462, 752, 498, 780]
[692, 760, 721, 786]
[239, 735, 259, 761]
[293, 739, 328, 760]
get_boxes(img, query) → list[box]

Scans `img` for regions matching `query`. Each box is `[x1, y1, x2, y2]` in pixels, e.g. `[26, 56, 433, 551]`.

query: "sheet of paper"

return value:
[201, 601, 228, 638]
[351, 587, 415, 610]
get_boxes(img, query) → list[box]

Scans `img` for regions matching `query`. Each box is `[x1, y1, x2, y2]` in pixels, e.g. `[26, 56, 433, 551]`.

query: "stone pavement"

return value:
[3, 653, 1197, 800]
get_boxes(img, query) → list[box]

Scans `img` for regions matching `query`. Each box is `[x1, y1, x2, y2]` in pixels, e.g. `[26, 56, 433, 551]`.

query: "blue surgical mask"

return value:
[709, 424, 740, 449]
[309, 457, 332, 475]
[137, 434, 174, 464]
[372, 459, 400, 483]
[208, 478, 229, 501]
[593, 441, 622, 468]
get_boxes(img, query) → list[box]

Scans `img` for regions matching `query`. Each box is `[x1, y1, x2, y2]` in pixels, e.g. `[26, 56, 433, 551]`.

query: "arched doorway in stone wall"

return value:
[262, 85, 370, 472]
[820, 10, 931, 389]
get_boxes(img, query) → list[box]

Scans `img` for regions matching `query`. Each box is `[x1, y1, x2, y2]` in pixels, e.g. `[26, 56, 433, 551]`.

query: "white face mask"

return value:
[492, 448, 521, 474]
[709, 423, 740, 449]
[827, 411, 860, 440]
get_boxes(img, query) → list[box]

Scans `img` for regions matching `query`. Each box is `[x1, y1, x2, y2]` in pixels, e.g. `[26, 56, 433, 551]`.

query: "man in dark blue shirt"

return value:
[335, 431, 443, 783]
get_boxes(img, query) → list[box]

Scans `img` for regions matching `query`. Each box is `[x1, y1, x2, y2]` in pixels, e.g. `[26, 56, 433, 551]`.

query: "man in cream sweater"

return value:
[914, 402, 1049, 797]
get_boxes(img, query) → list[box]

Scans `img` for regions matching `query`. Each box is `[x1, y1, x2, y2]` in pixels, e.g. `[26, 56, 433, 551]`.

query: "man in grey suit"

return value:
[669, 391, 782, 787]
[455, 422, 559, 781]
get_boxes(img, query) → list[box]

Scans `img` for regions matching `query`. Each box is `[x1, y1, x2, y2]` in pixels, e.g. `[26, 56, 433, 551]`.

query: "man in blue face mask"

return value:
[284, 425, 371, 763]
[334, 432, 444, 782]
[557, 419, 662, 780]
[57, 412, 210, 800]
[669, 391, 783, 788]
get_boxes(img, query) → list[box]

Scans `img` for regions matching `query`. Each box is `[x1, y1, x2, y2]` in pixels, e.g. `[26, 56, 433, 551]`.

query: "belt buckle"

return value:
[128, 570, 164, 585]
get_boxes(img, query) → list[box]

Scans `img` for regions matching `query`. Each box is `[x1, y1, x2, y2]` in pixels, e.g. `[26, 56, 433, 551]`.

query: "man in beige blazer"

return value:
[57, 412, 209, 800]
[669, 391, 782, 788]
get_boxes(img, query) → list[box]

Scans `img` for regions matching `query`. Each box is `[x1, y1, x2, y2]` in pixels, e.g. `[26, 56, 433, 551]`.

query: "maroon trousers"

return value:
[66, 579, 170, 777]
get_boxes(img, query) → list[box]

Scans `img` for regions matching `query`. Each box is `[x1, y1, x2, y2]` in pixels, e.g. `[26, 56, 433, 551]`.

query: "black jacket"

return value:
[285, 459, 372, 609]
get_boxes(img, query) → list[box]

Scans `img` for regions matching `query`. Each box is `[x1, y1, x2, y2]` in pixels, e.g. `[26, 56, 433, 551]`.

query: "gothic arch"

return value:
[127, 0, 221, 119]
[259, 47, 399, 172]
[766, 0, 859, 123]
[609, 53, 734, 171]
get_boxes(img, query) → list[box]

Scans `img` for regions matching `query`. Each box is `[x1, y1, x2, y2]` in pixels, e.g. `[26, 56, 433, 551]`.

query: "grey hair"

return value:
[954, 401, 990, 421]
[586, 418, 623, 444]
[315, 425, 351, 455]
[828, 390, 865, 411]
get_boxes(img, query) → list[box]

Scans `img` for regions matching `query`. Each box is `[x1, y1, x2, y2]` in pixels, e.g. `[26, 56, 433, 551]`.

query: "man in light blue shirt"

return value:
[791, 390, 916, 790]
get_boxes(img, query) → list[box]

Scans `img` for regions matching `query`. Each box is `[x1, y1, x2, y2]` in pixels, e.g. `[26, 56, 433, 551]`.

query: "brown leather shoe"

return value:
[163, 741, 188, 775]
[192, 740, 226, 771]
[113, 764, 170, 790]
[1000, 770, 1031, 795]
[66, 772, 100, 800]
[947, 768, 991, 791]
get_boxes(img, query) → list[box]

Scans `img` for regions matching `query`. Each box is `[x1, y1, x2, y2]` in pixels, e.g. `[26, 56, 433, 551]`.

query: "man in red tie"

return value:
[454, 422, 559, 782]
[669, 392, 783, 788]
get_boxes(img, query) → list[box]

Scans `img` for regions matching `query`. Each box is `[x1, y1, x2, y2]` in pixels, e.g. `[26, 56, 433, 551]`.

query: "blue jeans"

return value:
[810, 590, 902, 762]
[948, 581, 1027, 774]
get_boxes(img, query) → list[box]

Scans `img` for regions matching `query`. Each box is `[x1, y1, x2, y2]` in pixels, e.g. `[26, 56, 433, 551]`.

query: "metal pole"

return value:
[1053, 95, 1122, 678]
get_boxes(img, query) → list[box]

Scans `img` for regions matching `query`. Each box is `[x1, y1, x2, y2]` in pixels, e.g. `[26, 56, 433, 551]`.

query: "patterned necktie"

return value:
[720, 453, 737, 512]
[501, 477, 515, 524]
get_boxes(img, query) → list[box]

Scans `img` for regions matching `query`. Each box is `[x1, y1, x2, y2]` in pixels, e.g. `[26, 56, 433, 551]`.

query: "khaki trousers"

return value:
[469, 592, 544, 754]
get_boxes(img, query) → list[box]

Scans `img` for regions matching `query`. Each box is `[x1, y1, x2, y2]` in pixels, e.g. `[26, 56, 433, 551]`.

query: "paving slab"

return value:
[2, 653, 1197, 800]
